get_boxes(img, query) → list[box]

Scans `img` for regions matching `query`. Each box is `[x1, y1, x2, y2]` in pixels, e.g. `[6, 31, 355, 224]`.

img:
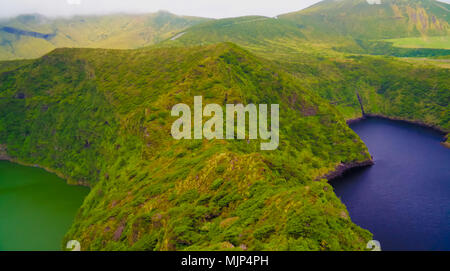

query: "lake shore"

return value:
[347, 114, 448, 134]
[0, 146, 90, 187]
[316, 159, 374, 181]
[333, 117, 450, 250]
[346, 114, 449, 144]
[0, 158, 89, 250]
[319, 159, 375, 181]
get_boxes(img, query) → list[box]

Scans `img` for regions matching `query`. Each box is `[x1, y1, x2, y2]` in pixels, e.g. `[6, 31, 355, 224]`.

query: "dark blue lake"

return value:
[331, 117, 450, 251]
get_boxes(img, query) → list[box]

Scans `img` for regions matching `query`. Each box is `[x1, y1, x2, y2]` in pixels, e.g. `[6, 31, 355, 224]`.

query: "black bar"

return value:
[0, 251, 447, 270]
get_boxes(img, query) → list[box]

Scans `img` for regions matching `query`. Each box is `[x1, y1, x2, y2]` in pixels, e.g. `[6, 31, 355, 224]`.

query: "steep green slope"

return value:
[344, 56, 449, 129]
[164, 14, 449, 131]
[164, 15, 322, 63]
[0, 11, 209, 60]
[0, 43, 373, 250]
[275, 54, 450, 130]
[280, 0, 449, 40]
[278, 0, 450, 57]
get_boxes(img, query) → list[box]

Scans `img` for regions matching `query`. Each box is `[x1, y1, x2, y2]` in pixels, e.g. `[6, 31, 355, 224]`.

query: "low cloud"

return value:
[0, 0, 321, 19]
[367, 0, 382, 4]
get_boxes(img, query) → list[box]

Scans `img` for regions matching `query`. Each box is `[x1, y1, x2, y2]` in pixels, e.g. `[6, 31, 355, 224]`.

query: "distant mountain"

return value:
[165, 16, 305, 47]
[0, 11, 209, 60]
[161, 5, 450, 131]
[2, 1, 449, 61]
[164, 1, 449, 59]
[280, 0, 450, 39]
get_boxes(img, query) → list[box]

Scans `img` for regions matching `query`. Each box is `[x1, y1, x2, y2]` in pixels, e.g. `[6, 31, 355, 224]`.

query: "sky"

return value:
[0, 0, 449, 19]
[0, 0, 323, 19]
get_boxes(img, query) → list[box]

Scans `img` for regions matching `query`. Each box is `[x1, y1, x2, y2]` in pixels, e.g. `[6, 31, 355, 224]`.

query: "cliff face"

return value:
[443, 134, 450, 148]
[318, 160, 375, 181]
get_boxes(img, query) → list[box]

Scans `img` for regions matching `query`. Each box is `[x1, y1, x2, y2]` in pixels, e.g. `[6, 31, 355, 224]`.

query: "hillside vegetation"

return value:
[279, 0, 450, 57]
[276, 54, 450, 129]
[167, 16, 305, 47]
[166, 14, 449, 131]
[0, 44, 373, 250]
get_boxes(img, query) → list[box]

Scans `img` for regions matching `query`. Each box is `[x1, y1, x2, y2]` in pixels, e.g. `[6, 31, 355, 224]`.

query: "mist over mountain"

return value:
[1, 0, 449, 60]
[0, 11, 209, 60]
[0, 0, 321, 19]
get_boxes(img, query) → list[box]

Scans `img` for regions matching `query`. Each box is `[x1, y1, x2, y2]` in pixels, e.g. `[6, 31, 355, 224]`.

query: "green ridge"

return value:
[164, 11, 449, 130]
[0, 43, 373, 250]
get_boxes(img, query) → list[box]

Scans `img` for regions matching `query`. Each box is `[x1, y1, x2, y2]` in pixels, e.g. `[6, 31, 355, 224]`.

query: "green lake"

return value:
[0, 160, 89, 251]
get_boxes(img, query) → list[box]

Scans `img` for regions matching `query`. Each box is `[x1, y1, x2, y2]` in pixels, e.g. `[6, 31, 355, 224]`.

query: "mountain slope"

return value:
[0, 11, 209, 60]
[280, 0, 450, 40]
[0, 43, 373, 250]
[163, 14, 449, 130]
[167, 16, 305, 46]
[274, 54, 450, 129]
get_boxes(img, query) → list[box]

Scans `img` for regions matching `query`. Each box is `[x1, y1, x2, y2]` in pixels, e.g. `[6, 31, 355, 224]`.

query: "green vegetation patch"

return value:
[0, 43, 372, 250]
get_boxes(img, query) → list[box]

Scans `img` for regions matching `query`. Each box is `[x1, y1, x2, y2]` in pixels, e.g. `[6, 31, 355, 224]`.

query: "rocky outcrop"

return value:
[0, 144, 10, 160]
[346, 116, 365, 125]
[443, 134, 450, 148]
[317, 159, 375, 181]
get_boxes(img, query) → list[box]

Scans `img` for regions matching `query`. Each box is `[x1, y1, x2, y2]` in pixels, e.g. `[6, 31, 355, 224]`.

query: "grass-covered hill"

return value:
[165, 16, 305, 48]
[1, 1, 449, 60]
[0, 11, 209, 60]
[280, 0, 449, 40]
[278, 0, 450, 56]
[165, 15, 449, 132]
[276, 54, 450, 130]
[0, 43, 374, 250]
